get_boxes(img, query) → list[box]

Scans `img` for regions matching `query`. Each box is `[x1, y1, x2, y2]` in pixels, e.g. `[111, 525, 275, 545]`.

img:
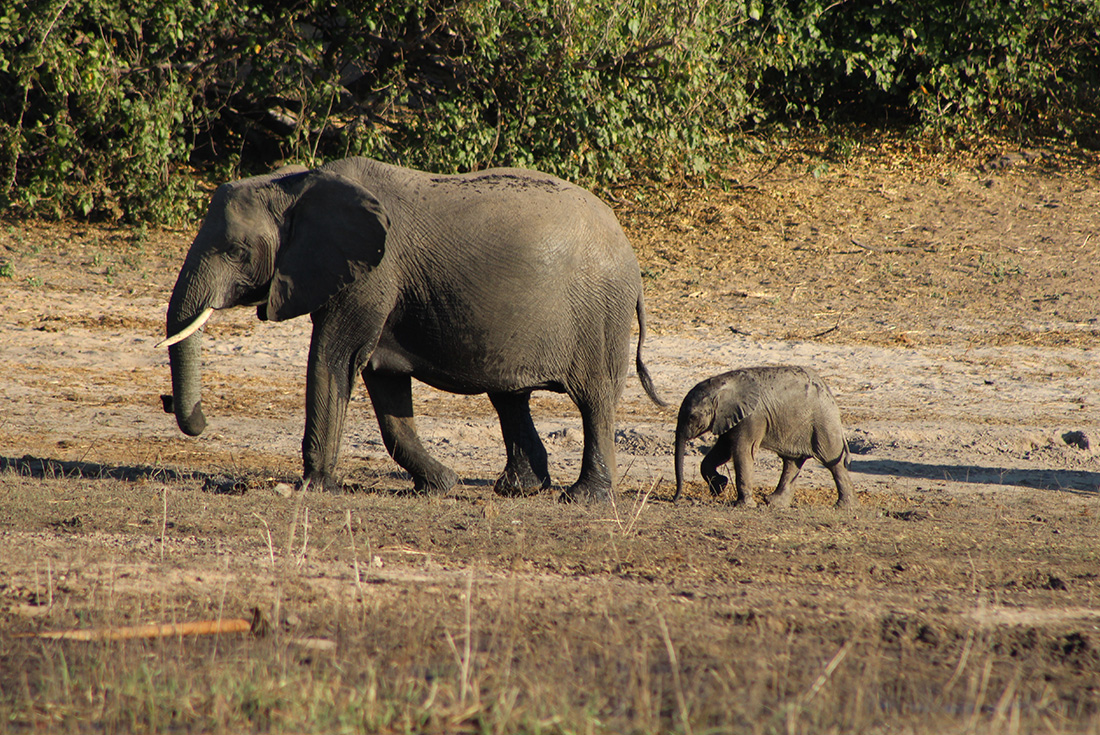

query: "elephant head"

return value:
[160, 166, 388, 437]
[672, 376, 757, 501]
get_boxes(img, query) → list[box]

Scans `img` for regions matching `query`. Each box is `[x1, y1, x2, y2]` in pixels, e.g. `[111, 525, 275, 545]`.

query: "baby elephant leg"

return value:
[766, 456, 806, 508]
[699, 433, 733, 498]
[829, 461, 858, 509]
[729, 432, 758, 508]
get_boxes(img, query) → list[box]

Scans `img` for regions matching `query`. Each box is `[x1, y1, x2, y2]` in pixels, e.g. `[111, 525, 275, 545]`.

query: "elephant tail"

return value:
[635, 292, 667, 407]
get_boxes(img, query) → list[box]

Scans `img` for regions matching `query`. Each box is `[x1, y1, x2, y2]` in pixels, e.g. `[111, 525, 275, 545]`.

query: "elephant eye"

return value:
[224, 243, 251, 264]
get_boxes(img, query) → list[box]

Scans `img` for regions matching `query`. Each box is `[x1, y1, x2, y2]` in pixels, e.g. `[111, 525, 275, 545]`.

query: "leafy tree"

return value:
[1, 0, 1096, 222]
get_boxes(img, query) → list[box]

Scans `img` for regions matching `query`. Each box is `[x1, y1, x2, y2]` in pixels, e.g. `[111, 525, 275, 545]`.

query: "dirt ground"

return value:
[1, 138, 1098, 732]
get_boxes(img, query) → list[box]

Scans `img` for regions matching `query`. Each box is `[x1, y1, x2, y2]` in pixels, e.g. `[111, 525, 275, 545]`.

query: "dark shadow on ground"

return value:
[852, 458, 1100, 495]
[1, 455, 291, 496]
[1, 455, 497, 497]
[1, 454, 196, 483]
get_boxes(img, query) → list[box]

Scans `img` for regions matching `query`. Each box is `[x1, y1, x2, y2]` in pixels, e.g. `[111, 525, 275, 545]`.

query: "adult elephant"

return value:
[159, 157, 664, 502]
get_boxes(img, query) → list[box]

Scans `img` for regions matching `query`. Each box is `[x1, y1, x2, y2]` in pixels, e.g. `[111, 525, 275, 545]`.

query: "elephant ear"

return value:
[712, 373, 763, 435]
[265, 171, 388, 322]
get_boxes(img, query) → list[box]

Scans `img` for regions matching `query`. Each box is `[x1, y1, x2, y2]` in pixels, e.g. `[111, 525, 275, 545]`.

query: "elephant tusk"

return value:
[155, 307, 214, 349]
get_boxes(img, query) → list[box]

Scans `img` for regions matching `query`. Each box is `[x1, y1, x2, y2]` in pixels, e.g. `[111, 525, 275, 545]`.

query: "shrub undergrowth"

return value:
[1, 0, 1097, 222]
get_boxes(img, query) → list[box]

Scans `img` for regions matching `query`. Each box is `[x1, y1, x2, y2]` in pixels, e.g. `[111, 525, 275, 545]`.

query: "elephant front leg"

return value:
[729, 433, 759, 508]
[490, 392, 551, 497]
[364, 371, 458, 495]
[301, 347, 352, 494]
[700, 433, 733, 499]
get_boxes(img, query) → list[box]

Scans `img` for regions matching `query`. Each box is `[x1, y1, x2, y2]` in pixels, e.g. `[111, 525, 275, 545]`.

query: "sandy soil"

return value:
[1, 139, 1098, 731]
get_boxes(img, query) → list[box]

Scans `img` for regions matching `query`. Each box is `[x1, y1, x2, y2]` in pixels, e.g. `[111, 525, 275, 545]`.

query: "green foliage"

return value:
[742, 0, 1100, 139]
[0, 0, 216, 221]
[1, 0, 1097, 222]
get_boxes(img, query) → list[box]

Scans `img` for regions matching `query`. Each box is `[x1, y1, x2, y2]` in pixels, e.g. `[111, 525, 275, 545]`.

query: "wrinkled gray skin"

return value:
[164, 157, 664, 502]
[673, 366, 855, 508]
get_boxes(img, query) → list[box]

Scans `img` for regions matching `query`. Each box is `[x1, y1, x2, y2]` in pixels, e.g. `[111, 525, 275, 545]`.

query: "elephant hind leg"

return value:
[490, 391, 551, 497]
[827, 459, 858, 509]
[558, 391, 617, 503]
[363, 371, 458, 494]
[766, 456, 806, 508]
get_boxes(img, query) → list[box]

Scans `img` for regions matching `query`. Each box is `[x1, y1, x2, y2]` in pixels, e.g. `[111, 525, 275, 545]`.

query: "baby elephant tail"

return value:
[635, 292, 667, 407]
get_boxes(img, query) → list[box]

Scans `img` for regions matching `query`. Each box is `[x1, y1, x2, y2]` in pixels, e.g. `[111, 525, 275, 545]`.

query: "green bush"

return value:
[0, 0, 217, 221]
[1, 0, 1097, 222]
[744, 0, 1100, 139]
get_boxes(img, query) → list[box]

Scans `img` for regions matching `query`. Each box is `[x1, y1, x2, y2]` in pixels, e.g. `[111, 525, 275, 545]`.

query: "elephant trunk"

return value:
[168, 333, 207, 436]
[165, 265, 217, 437]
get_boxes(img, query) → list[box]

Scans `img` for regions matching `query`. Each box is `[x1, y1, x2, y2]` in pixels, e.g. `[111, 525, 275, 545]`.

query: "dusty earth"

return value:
[0, 138, 1098, 732]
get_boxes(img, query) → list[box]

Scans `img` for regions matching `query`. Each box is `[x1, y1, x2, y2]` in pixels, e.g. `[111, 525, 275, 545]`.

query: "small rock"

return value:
[1062, 431, 1091, 451]
[271, 482, 295, 498]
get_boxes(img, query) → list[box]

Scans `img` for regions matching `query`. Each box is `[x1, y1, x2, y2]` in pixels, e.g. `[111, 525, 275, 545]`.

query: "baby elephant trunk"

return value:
[673, 429, 687, 502]
[672, 420, 698, 502]
[672, 394, 712, 503]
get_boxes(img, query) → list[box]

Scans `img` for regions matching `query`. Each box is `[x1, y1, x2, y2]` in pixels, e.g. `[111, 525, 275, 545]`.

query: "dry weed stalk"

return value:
[967, 656, 996, 732]
[444, 570, 476, 708]
[937, 628, 975, 706]
[211, 554, 231, 663]
[253, 512, 276, 566]
[296, 506, 311, 567]
[605, 479, 660, 537]
[159, 485, 167, 561]
[656, 607, 693, 735]
[274, 491, 308, 628]
[990, 674, 1022, 734]
[782, 638, 854, 733]
[801, 638, 853, 704]
[345, 509, 364, 598]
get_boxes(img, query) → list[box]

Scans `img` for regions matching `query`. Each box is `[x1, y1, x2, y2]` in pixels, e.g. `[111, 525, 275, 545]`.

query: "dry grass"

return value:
[2, 471, 1099, 733]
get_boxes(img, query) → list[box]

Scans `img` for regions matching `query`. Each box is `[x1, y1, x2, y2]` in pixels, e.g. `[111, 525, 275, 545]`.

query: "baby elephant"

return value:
[674, 366, 856, 508]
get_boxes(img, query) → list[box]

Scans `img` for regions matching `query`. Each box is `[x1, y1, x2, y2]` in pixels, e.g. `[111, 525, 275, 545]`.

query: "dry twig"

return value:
[21, 608, 267, 641]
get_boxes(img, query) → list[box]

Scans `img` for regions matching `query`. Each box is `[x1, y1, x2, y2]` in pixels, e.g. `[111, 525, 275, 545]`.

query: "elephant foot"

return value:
[765, 490, 793, 508]
[834, 494, 859, 510]
[558, 480, 612, 504]
[301, 471, 344, 494]
[704, 474, 729, 498]
[732, 490, 757, 508]
[494, 466, 550, 498]
[411, 466, 459, 496]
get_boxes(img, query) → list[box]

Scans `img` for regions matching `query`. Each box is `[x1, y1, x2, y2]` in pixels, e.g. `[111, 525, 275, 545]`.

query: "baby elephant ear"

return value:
[266, 171, 389, 322]
[712, 375, 762, 435]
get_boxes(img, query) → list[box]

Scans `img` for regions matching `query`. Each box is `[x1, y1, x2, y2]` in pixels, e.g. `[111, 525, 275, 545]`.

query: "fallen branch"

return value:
[809, 321, 841, 339]
[20, 607, 266, 641]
